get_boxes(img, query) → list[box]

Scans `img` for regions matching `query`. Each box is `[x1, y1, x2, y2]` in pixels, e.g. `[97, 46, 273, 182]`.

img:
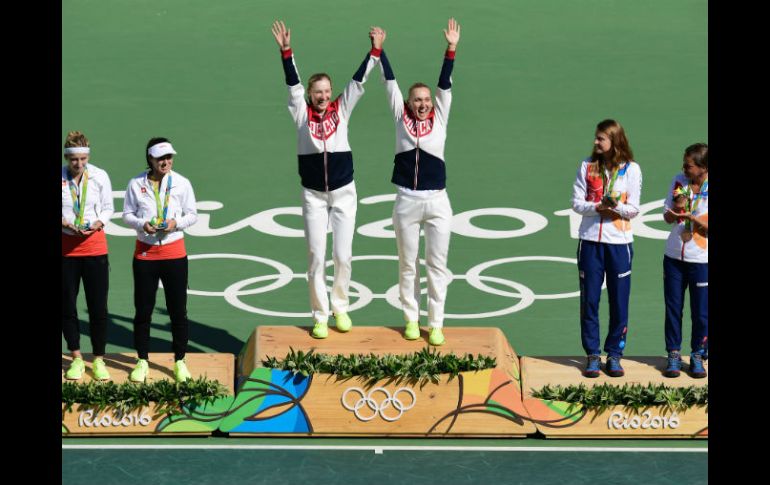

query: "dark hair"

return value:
[146, 136, 170, 169]
[684, 143, 708, 169]
[591, 119, 635, 168]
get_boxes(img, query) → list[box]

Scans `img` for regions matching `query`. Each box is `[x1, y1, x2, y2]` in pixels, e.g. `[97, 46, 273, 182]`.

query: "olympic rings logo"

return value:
[341, 387, 417, 422]
[184, 253, 606, 319]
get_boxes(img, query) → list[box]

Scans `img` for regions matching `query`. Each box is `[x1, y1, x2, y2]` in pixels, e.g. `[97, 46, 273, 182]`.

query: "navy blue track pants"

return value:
[578, 240, 633, 357]
[663, 255, 708, 354]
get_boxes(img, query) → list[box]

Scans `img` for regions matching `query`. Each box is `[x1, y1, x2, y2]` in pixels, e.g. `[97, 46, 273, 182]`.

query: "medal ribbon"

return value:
[685, 178, 707, 232]
[68, 169, 89, 227]
[152, 175, 172, 223]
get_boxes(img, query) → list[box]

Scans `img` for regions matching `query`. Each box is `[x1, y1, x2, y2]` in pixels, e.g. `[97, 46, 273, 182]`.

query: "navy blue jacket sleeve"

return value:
[380, 50, 396, 81]
[438, 50, 455, 89]
[280, 48, 300, 86]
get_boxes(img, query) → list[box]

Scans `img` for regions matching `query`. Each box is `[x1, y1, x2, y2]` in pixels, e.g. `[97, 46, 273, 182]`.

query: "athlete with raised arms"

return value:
[271, 21, 385, 339]
[373, 18, 460, 346]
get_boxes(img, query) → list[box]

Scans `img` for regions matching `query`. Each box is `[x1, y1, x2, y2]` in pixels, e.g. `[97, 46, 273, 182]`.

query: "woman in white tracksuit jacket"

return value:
[271, 21, 384, 339]
[122, 137, 198, 384]
[571, 119, 642, 378]
[374, 19, 460, 346]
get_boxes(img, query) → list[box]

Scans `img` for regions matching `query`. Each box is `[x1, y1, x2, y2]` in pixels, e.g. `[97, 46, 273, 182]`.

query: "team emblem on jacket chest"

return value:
[403, 113, 434, 137]
[307, 107, 340, 140]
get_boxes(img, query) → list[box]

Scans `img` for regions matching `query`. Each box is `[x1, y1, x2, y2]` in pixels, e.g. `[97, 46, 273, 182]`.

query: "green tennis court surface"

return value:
[63, 0, 707, 482]
[63, 443, 707, 485]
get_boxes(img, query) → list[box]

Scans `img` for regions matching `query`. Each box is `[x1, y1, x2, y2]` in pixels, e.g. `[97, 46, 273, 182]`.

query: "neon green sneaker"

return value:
[404, 321, 420, 340]
[129, 359, 149, 382]
[92, 357, 111, 381]
[335, 312, 352, 332]
[65, 357, 85, 380]
[429, 328, 445, 346]
[174, 360, 192, 383]
[311, 321, 329, 339]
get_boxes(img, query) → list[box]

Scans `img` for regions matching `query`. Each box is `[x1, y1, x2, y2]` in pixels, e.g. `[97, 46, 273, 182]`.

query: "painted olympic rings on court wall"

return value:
[186, 253, 605, 319]
[341, 387, 417, 422]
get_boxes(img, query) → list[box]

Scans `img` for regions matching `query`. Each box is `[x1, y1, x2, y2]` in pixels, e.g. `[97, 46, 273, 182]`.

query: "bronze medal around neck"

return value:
[680, 230, 693, 243]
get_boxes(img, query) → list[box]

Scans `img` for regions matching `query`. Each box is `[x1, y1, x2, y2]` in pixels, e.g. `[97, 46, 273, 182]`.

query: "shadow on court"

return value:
[76, 308, 244, 355]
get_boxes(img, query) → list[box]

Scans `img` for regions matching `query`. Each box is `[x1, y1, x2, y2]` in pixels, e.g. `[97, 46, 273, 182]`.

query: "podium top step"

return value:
[249, 326, 511, 370]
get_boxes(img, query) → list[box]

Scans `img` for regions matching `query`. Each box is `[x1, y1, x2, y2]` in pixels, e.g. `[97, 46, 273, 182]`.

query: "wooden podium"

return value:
[520, 356, 708, 438]
[61, 353, 235, 436]
[221, 326, 537, 437]
[60, 334, 709, 439]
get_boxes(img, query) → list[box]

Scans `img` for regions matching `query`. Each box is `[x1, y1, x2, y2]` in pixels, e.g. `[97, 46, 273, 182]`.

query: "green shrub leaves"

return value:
[532, 383, 708, 413]
[62, 377, 230, 415]
[262, 347, 497, 386]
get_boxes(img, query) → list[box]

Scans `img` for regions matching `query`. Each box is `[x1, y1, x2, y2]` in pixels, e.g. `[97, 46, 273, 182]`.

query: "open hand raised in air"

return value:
[444, 18, 460, 50]
[271, 20, 291, 50]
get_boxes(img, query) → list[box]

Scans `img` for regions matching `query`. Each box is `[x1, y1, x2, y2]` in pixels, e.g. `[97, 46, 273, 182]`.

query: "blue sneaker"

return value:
[605, 356, 624, 377]
[663, 351, 682, 378]
[584, 355, 601, 378]
[689, 352, 707, 378]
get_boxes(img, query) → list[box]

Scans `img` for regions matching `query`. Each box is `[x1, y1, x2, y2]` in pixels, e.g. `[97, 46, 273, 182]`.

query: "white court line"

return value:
[62, 445, 707, 453]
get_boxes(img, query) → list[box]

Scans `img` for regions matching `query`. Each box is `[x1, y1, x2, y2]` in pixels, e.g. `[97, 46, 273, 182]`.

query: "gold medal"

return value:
[681, 230, 693, 242]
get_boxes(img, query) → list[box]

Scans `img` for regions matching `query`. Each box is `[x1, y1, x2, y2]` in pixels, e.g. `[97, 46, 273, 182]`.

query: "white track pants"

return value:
[302, 181, 357, 324]
[392, 190, 453, 328]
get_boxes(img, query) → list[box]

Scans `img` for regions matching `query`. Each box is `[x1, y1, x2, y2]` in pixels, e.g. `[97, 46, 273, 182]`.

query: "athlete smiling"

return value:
[374, 18, 460, 346]
[271, 20, 384, 339]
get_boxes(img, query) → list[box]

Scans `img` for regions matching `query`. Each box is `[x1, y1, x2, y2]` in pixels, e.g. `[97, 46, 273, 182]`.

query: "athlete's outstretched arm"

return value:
[374, 27, 404, 118]
[272, 20, 306, 125]
[436, 18, 460, 123]
[272, 20, 300, 87]
[338, 27, 385, 119]
[438, 17, 460, 89]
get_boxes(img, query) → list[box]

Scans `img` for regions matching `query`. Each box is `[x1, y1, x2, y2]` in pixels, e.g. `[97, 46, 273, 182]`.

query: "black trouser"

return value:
[132, 256, 189, 361]
[62, 255, 109, 355]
